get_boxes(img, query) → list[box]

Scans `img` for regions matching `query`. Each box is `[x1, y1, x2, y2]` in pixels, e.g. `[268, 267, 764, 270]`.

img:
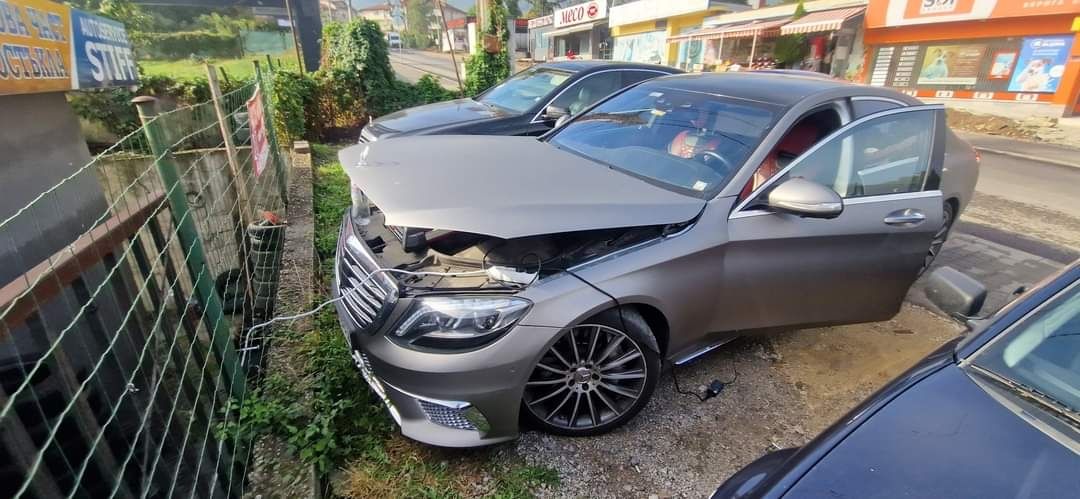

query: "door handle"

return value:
[884, 209, 926, 226]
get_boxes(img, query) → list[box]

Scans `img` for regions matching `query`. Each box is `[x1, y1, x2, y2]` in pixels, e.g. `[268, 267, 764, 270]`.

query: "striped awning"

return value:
[668, 18, 790, 43]
[667, 26, 731, 43]
[714, 18, 791, 39]
[780, 7, 865, 35]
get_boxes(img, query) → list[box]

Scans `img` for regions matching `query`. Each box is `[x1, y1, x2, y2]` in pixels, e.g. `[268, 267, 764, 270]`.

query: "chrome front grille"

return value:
[338, 234, 394, 333]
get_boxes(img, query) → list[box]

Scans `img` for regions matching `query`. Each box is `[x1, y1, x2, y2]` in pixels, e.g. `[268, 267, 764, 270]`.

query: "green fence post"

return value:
[253, 61, 290, 208]
[131, 96, 247, 402]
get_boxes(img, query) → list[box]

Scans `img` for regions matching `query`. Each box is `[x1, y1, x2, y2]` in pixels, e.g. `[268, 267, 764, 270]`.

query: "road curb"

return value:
[972, 146, 1080, 170]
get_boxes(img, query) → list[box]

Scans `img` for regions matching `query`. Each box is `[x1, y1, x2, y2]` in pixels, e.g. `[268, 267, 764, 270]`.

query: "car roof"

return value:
[643, 71, 893, 108]
[538, 60, 681, 74]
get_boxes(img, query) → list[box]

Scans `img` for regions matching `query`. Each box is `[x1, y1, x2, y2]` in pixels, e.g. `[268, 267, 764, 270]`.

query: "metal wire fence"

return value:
[0, 65, 289, 498]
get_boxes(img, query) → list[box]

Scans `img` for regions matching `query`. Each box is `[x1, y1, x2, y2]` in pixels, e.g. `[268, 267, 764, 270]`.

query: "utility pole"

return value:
[284, 0, 305, 72]
[437, 0, 465, 94]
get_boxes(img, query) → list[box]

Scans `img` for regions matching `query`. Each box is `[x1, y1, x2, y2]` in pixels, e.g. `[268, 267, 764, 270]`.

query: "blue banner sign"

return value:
[70, 8, 136, 89]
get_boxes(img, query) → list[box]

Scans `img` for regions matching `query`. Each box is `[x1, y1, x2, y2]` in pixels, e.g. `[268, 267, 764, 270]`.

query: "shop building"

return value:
[668, 0, 867, 76]
[527, 14, 554, 60]
[545, 0, 612, 60]
[609, 0, 749, 66]
[862, 0, 1080, 106]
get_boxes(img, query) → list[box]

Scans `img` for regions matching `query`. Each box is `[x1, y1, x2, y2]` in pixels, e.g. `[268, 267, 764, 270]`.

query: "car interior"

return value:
[552, 90, 776, 193]
[739, 106, 936, 205]
[738, 107, 842, 200]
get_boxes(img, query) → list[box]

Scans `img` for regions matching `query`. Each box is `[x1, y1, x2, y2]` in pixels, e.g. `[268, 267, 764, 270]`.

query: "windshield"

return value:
[477, 67, 573, 114]
[548, 84, 777, 195]
[973, 280, 1080, 414]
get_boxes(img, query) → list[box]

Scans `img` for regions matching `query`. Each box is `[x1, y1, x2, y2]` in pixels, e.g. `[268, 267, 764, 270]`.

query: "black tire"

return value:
[920, 201, 956, 275]
[215, 269, 247, 314]
[521, 307, 660, 437]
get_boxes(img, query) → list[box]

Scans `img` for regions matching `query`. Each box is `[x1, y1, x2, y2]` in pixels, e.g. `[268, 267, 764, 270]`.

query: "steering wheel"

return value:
[696, 151, 734, 176]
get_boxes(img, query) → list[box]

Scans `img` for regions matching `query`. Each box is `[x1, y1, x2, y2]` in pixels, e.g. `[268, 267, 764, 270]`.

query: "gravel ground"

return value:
[510, 304, 961, 498]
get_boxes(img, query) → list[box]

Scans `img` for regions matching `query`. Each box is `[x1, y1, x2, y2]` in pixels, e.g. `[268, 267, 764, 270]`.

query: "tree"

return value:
[525, 1, 562, 17]
[792, 0, 807, 19]
[403, 0, 433, 47]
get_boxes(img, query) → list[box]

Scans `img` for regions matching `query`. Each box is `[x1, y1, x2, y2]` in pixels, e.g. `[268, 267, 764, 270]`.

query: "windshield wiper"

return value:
[968, 364, 1080, 429]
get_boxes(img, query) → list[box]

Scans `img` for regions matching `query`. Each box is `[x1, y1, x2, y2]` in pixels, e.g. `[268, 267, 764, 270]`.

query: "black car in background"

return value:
[359, 61, 680, 142]
[714, 263, 1080, 498]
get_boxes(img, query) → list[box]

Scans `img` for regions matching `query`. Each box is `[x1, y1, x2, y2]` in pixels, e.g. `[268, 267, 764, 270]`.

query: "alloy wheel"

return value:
[523, 324, 649, 431]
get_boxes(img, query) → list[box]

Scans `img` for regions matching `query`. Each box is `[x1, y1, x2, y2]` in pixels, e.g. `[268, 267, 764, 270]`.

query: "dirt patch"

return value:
[770, 306, 960, 432]
[511, 305, 962, 498]
[946, 109, 1038, 140]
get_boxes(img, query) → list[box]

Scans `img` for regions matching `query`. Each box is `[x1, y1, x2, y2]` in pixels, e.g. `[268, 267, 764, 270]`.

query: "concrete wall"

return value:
[0, 92, 107, 285]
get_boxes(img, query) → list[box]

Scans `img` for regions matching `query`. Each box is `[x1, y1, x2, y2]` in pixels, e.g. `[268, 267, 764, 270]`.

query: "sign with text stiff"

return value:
[70, 8, 136, 89]
[0, 0, 137, 96]
[0, 0, 72, 95]
[246, 86, 270, 178]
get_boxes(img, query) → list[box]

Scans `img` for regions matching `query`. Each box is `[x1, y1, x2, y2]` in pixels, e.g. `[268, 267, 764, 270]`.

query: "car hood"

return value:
[369, 98, 510, 136]
[787, 365, 1080, 498]
[339, 136, 705, 239]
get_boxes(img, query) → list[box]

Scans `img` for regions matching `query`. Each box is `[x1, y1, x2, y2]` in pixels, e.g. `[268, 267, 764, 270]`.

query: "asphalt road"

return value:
[389, 49, 463, 89]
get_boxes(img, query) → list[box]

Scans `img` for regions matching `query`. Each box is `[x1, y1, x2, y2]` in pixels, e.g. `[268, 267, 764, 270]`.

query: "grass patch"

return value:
[313, 144, 558, 497]
[140, 52, 300, 80]
[223, 143, 557, 497]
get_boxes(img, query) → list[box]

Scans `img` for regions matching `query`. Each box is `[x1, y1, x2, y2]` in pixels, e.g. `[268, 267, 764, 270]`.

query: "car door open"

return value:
[714, 105, 947, 332]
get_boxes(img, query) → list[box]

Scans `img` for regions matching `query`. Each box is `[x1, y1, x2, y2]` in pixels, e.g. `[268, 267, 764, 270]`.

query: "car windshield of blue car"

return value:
[973, 281, 1080, 415]
[548, 85, 777, 196]
[477, 67, 573, 114]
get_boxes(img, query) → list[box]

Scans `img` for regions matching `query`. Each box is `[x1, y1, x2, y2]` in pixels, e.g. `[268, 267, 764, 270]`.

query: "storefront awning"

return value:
[711, 18, 790, 39]
[667, 17, 791, 43]
[780, 7, 865, 35]
[666, 25, 733, 43]
[543, 21, 600, 38]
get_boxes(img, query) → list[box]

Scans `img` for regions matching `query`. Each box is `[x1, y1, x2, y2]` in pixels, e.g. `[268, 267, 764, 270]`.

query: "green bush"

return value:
[269, 70, 317, 144]
[136, 31, 243, 59]
[323, 20, 397, 116]
[464, 0, 510, 95]
[69, 71, 252, 138]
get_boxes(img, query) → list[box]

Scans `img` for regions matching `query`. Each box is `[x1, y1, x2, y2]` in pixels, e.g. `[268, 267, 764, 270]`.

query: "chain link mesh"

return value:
[1, 69, 289, 498]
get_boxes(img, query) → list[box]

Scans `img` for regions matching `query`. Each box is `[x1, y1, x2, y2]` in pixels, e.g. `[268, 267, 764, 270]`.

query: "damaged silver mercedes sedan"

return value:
[334, 72, 979, 447]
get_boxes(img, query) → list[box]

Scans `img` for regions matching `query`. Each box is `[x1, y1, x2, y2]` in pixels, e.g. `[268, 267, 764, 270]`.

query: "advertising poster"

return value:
[246, 87, 270, 178]
[916, 44, 985, 85]
[613, 31, 665, 65]
[0, 0, 73, 96]
[988, 50, 1017, 79]
[70, 9, 138, 89]
[1008, 36, 1074, 93]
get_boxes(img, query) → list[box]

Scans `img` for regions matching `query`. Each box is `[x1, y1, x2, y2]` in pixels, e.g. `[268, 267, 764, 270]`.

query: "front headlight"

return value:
[392, 296, 532, 350]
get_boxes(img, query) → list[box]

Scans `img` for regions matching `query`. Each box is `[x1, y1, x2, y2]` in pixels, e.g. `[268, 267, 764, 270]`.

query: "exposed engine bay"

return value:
[353, 207, 676, 294]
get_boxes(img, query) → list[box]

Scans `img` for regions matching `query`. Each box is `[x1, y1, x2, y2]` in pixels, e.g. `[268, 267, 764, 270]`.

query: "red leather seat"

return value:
[740, 123, 821, 200]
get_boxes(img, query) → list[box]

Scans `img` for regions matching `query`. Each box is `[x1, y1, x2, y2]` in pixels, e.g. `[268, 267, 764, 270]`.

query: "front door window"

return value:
[747, 108, 937, 207]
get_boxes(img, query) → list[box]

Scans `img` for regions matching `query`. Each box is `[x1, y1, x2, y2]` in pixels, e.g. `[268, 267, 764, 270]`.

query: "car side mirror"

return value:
[925, 266, 987, 325]
[544, 105, 569, 124]
[766, 177, 843, 219]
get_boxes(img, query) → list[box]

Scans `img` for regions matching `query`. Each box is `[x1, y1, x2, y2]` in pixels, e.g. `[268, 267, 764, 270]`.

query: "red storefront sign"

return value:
[553, 0, 608, 28]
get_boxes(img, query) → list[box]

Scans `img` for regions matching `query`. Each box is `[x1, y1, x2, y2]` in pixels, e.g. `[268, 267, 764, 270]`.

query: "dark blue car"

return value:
[715, 262, 1080, 498]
